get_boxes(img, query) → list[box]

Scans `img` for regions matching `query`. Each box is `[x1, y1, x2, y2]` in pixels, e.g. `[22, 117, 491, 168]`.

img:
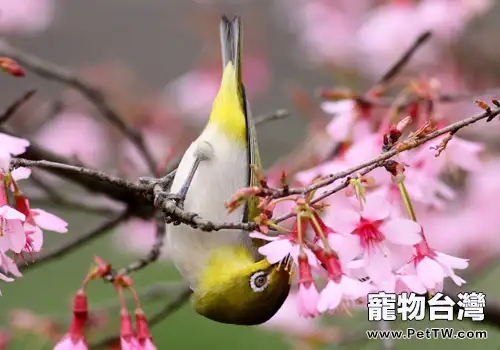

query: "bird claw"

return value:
[138, 176, 161, 186]
[154, 191, 185, 210]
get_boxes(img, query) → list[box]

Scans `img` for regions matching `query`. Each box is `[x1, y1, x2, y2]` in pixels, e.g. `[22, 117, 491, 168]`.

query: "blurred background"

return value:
[1, 0, 500, 349]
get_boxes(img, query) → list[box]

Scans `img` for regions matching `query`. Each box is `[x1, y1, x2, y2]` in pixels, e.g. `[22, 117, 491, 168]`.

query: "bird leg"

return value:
[151, 141, 214, 210]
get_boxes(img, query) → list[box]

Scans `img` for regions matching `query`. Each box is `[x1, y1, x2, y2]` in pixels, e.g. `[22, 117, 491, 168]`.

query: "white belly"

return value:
[166, 124, 250, 288]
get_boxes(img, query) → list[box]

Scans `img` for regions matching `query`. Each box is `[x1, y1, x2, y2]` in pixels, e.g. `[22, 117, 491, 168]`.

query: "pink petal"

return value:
[0, 272, 13, 282]
[289, 246, 320, 269]
[381, 218, 422, 245]
[1, 219, 26, 253]
[328, 234, 361, 264]
[249, 232, 279, 241]
[416, 257, 444, 290]
[385, 241, 414, 269]
[448, 273, 466, 286]
[31, 209, 67, 233]
[317, 280, 342, 312]
[25, 224, 43, 252]
[258, 239, 293, 264]
[297, 283, 320, 317]
[340, 276, 374, 299]
[0, 252, 21, 277]
[11, 167, 31, 180]
[0, 133, 29, 156]
[398, 274, 426, 294]
[324, 100, 356, 142]
[0, 206, 25, 221]
[330, 210, 359, 234]
[376, 273, 397, 293]
[261, 293, 319, 336]
[435, 252, 468, 270]
[362, 194, 391, 221]
[364, 249, 393, 285]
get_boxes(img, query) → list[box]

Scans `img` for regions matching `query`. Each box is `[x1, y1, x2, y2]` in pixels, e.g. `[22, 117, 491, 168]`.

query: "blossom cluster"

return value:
[0, 129, 67, 295]
[242, 92, 482, 318]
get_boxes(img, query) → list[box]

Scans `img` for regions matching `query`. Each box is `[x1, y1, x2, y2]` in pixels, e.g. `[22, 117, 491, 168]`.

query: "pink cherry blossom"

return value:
[249, 231, 319, 268]
[30, 209, 68, 233]
[0, 133, 29, 169]
[330, 195, 422, 284]
[15, 196, 67, 234]
[298, 285, 320, 318]
[405, 240, 468, 292]
[308, 240, 374, 313]
[317, 276, 373, 313]
[297, 283, 320, 318]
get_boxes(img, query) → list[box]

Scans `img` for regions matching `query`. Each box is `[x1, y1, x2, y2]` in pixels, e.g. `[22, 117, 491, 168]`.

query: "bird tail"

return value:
[219, 15, 244, 107]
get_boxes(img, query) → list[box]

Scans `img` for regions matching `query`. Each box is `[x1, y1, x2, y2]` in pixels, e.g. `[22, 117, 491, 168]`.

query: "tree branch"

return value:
[103, 211, 166, 281]
[10, 157, 155, 219]
[0, 89, 36, 125]
[0, 40, 157, 173]
[374, 31, 432, 88]
[253, 109, 290, 125]
[279, 106, 500, 200]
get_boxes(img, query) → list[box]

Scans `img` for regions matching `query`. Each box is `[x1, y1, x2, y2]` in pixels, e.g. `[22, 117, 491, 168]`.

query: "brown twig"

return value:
[253, 109, 290, 125]
[11, 158, 145, 193]
[10, 157, 154, 218]
[104, 211, 166, 282]
[0, 89, 36, 125]
[374, 31, 432, 88]
[277, 106, 500, 200]
[0, 40, 157, 173]
[18, 211, 130, 271]
[1, 123, 154, 216]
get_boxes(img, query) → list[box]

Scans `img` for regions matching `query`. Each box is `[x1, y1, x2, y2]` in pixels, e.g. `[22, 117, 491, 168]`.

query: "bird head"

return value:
[191, 245, 291, 325]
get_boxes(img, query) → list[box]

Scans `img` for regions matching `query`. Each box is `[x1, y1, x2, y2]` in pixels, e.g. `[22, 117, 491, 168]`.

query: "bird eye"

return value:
[249, 271, 269, 292]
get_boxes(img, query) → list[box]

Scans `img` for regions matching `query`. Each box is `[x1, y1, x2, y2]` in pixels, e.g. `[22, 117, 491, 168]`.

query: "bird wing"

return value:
[219, 15, 264, 251]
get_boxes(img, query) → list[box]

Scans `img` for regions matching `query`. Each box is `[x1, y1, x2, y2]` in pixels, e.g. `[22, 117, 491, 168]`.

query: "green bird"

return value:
[164, 15, 291, 325]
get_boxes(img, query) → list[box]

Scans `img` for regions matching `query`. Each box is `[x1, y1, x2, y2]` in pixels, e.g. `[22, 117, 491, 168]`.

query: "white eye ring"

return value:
[250, 271, 269, 292]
